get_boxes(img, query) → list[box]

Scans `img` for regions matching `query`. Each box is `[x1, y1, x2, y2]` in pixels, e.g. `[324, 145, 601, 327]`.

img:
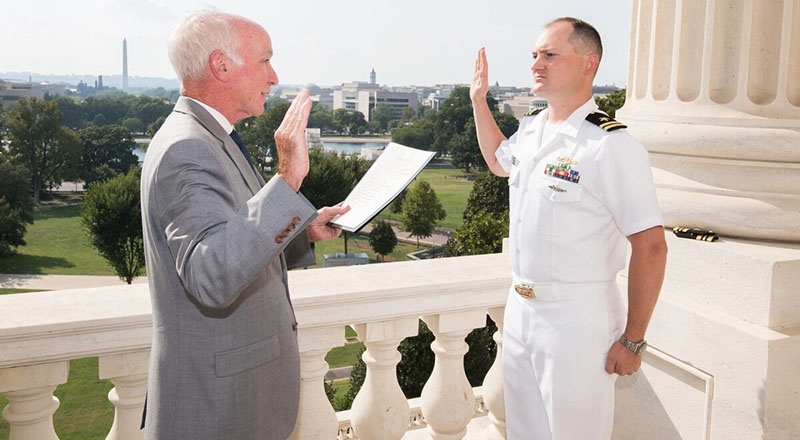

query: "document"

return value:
[330, 142, 436, 232]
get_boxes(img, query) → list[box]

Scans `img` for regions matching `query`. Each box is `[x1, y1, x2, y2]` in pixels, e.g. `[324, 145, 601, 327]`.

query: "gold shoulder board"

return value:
[585, 112, 627, 131]
[524, 107, 545, 117]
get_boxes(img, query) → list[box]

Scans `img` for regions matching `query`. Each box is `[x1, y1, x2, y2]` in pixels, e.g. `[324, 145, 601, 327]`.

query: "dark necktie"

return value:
[230, 129, 256, 171]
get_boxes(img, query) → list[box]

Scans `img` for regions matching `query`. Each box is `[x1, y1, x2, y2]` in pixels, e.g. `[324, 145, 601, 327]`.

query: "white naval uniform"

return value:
[495, 99, 663, 440]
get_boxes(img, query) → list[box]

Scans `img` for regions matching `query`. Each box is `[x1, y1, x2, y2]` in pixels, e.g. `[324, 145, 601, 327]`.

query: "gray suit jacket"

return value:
[140, 97, 317, 440]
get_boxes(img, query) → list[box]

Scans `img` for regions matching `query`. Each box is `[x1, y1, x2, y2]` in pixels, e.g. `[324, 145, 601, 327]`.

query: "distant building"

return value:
[332, 79, 418, 122]
[0, 78, 45, 109]
[305, 128, 323, 149]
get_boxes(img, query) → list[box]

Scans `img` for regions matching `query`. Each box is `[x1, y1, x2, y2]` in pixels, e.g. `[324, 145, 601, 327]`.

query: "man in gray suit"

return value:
[140, 10, 349, 440]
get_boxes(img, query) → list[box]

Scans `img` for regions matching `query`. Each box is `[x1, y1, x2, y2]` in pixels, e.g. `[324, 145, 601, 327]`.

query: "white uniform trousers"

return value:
[503, 281, 625, 440]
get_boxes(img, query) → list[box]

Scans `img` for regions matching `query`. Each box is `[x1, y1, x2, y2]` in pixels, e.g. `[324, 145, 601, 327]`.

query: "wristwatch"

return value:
[618, 334, 647, 356]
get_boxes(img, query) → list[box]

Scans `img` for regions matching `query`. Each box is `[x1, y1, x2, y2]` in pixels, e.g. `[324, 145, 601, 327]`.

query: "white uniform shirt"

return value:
[496, 99, 662, 284]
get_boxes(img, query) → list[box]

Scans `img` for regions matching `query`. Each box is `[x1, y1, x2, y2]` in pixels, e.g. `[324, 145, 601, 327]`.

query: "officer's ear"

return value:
[584, 53, 600, 77]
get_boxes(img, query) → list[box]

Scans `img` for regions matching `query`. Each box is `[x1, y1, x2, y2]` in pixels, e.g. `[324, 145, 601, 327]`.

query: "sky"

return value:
[3, 0, 633, 88]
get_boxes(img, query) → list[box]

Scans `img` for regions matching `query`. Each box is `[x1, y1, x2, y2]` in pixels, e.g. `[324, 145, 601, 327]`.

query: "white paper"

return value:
[330, 142, 435, 232]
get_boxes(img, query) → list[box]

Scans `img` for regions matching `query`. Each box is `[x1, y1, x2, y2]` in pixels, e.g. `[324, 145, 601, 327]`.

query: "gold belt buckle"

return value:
[515, 283, 536, 299]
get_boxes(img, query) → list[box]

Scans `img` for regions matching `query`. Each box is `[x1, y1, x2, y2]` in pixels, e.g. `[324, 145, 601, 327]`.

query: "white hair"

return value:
[168, 10, 247, 83]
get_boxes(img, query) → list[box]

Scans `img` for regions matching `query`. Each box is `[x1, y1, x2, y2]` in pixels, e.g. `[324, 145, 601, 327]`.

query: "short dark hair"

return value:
[548, 17, 603, 62]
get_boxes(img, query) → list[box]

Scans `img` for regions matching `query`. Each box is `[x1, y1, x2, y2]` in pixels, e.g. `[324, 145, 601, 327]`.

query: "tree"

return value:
[0, 160, 34, 257]
[446, 171, 510, 257]
[370, 104, 395, 132]
[7, 97, 82, 203]
[308, 102, 334, 132]
[432, 87, 499, 156]
[121, 117, 145, 135]
[462, 171, 509, 222]
[78, 125, 139, 187]
[81, 168, 145, 284]
[332, 108, 351, 133]
[147, 116, 167, 137]
[368, 220, 398, 261]
[391, 117, 435, 151]
[448, 119, 481, 173]
[596, 88, 626, 118]
[236, 102, 290, 173]
[444, 210, 509, 257]
[302, 149, 369, 209]
[53, 95, 85, 129]
[400, 180, 446, 247]
[348, 111, 367, 135]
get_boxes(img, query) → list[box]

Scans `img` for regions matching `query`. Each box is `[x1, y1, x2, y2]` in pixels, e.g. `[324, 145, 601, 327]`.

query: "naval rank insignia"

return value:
[544, 157, 581, 183]
[585, 112, 627, 131]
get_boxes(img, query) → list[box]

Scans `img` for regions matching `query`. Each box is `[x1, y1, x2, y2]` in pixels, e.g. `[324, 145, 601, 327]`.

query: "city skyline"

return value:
[3, 1, 633, 88]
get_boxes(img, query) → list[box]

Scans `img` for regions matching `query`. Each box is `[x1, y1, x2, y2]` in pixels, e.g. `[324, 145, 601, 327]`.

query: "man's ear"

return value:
[584, 53, 600, 77]
[209, 49, 229, 81]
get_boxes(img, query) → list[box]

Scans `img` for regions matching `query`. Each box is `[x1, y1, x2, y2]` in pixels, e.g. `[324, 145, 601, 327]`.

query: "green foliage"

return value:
[78, 125, 139, 188]
[0, 160, 34, 257]
[390, 188, 406, 214]
[449, 118, 481, 173]
[348, 111, 367, 135]
[303, 149, 370, 209]
[391, 117, 436, 151]
[236, 102, 290, 172]
[494, 111, 521, 138]
[340, 346, 367, 410]
[308, 102, 334, 132]
[336, 318, 499, 410]
[400, 180, 446, 247]
[81, 169, 144, 283]
[147, 116, 166, 137]
[368, 220, 398, 260]
[444, 210, 509, 257]
[596, 88, 627, 118]
[445, 170, 510, 257]
[7, 97, 82, 202]
[370, 104, 395, 132]
[432, 87, 475, 155]
[462, 171, 508, 222]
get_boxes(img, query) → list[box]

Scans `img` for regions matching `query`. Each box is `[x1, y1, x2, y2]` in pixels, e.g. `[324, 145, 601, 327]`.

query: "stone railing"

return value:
[0, 253, 512, 440]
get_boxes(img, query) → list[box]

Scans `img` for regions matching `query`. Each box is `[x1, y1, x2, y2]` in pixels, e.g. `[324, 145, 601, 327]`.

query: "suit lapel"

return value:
[174, 97, 263, 195]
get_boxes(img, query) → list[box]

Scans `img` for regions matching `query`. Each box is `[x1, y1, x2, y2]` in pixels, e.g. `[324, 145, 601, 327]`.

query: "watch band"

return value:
[618, 334, 647, 356]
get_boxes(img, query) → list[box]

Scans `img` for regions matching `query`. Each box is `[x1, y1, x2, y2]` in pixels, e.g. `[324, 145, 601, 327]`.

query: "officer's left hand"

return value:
[605, 341, 642, 376]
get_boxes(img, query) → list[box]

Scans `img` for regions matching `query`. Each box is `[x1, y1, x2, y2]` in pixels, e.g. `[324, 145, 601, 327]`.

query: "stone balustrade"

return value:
[2, 239, 799, 439]
[0, 253, 511, 440]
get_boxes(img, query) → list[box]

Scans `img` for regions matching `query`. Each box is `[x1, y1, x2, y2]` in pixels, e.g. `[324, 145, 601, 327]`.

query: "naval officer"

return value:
[469, 17, 668, 440]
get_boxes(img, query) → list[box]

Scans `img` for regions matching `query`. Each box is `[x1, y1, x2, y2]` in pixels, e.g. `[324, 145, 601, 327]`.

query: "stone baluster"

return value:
[289, 326, 345, 440]
[99, 351, 150, 440]
[481, 306, 506, 440]
[350, 318, 419, 440]
[420, 310, 488, 440]
[0, 361, 69, 440]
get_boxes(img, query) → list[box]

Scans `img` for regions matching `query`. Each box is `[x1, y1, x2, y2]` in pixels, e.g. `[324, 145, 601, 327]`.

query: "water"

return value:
[319, 141, 388, 155]
[135, 140, 390, 161]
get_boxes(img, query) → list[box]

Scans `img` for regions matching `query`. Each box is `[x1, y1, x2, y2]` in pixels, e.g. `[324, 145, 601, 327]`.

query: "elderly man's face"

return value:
[228, 22, 279, 121]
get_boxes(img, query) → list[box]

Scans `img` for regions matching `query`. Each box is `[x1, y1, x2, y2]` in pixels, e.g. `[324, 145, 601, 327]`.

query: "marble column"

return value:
[617, 0, 800, 242]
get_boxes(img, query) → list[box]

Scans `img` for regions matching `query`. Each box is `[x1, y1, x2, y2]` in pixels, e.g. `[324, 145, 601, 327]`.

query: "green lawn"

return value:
[0, 202, 115, 276]
[379, 168, 474, 230]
